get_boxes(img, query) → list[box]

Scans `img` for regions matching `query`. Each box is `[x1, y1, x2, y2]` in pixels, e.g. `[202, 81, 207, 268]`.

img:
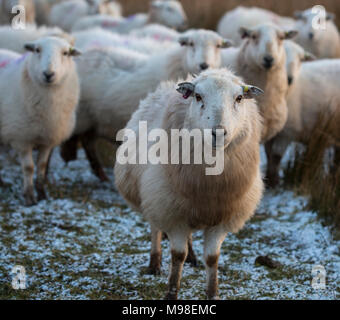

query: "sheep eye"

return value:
[35, 48, 40, 53]
[189, 42, 194, 47]
[63, 51, 69, 56]
[251, 34, 257, 40]
[195, 94, 202, 102]
[236, 95, 243, 103]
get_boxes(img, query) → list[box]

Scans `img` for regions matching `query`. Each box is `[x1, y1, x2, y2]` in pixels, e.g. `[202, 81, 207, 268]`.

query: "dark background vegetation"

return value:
[121, 0, 340, 29]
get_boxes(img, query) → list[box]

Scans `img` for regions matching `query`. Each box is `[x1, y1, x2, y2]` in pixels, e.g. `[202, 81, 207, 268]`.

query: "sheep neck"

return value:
[237, 46, 288, 142]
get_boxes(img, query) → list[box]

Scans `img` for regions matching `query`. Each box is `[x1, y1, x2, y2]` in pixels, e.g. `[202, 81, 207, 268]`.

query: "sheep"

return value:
[60, 29, 233, 181]
[0, 0, 35, 24]
[217, 6, 295, 46]
[294, 8, 340, 59]
[265, 58, 340, 187]
[48, 0, 121, 32]
[73, 28, 174, 55]
[71, 0, 188, 33]
[0, 24, 74, 53]
[114, 68, 264, 299]
[0, 36, 81, 206]
[284, 40, 316, 87]
[130, 23, 179, 42]
[221, 23, 297, 143]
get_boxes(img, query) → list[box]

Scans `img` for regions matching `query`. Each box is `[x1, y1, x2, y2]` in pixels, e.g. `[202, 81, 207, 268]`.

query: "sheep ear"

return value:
[220, 39, 233, 48]
[242, 85, 264, 99]
[177, 82, 195, 99]
[303, 51, 316, 61]
[239, 27, 251, 39]
[326, 12, 335, 21]
[294, 11, 304, 20]
[69, 47, 82, 56]
[178, 36, 189, 46]
[284, 30, 298, 39]
[24, 43, 35, 52]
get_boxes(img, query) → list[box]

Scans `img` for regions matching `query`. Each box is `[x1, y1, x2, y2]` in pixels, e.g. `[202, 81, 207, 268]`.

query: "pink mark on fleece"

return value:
[0, 53, 28, 70]
[0, 60, 10, 68]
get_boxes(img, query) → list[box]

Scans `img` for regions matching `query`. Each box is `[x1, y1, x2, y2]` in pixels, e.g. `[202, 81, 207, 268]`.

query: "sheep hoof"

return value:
[24, 192, 37, 206]
[164, 292, 178, 300]
[265, 174, 280, 189]
[144, 266, 162, 276]
[37, 190, 48, 202]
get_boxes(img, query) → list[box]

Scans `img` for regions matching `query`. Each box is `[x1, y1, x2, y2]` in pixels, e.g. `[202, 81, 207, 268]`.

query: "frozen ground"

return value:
[0, 146, 339, 300]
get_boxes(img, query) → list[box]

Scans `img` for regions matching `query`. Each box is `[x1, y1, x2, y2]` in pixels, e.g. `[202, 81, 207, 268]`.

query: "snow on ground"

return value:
[0, 146, 339, 300]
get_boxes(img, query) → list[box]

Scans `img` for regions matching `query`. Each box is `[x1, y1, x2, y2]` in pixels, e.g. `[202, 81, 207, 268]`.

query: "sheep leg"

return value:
[165, 229, 190, 300]
[19, 148, 36, 206]
[203, 226, 228, 300]
[186, 233, 199, 267]
[36, 146, 53, 201]
[80, 131, 109, 182]
[147, 225, 162, 275]
[44, 148, 53, 182]
[265, 137, 288, 188]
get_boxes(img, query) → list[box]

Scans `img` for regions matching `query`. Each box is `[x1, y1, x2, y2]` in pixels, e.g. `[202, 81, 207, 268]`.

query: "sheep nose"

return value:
[263, 55, 274, 69]
[288, 75, 294, 85]
[212, 126, 227, 138]
[200, 62, 209, 70]
[43, 71, 55, 83]
[309, 32, 314, 40]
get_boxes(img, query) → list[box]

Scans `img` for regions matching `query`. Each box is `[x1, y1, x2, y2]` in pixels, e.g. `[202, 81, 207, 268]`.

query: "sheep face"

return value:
[24, 37, 81, 86]
[150, 0, 188, 30]
[179, 30, 233, 74]
[284, 41, 315, 86]
[294, 8, 335, 48]
[240, 24, 298, 70]
[177, 69, 263, 149]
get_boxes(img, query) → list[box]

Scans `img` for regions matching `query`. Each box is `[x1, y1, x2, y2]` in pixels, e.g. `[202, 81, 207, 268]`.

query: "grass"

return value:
[283, 111, 340, 229]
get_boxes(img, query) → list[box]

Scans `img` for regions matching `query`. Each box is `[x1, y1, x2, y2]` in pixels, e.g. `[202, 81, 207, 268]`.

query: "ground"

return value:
[0, 147, 339, 300]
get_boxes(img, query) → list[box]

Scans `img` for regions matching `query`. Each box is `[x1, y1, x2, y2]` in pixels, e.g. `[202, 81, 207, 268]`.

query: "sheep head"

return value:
[239, 23, 298, 71]
[177, 69, 263, 149]
[149, 0, 188, 30]
[178, 29, 233, 74]
[24, 36, 81, 86]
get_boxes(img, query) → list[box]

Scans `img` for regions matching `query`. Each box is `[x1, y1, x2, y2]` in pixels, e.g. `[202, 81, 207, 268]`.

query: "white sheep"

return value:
[0, 36, 81, 206]
[73, 27, 174, 55]
[0, 0, 35, 24]
[48, 0, 121, 32]
[221, 23, 297, 143]
[71, 0, 188, 33]
[130, 23, 179, 42]
[284, 40, 316, 86]
[266, 58, 340, 187]
[0, 24, 75, 53]
[114, 68, 264, 299]
[60, 29, 233, 181]
[294, 8, 340, 59]
[217, 6, 295, 46]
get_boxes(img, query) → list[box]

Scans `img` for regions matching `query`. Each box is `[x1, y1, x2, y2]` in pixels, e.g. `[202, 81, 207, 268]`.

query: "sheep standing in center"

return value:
[60, 29, 232, 181]
[0, 37, 81, 206]
[114, 68, 264, 299]
[221, 23, 297, 143]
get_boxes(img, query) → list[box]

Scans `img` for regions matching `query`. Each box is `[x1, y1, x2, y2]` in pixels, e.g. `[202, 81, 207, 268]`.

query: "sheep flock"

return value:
[0, 0, 340, 300]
